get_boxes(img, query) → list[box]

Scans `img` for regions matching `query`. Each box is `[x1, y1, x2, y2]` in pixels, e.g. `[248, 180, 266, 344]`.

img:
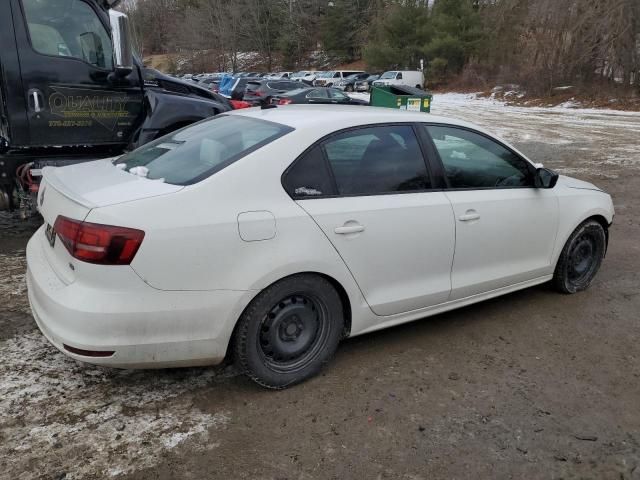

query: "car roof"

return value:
[226, 105, 531, 160]
[229, 104, 479, 132]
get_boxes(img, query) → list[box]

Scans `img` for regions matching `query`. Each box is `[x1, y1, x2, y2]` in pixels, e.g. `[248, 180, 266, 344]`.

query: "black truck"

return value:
[0, 0, 232, 215]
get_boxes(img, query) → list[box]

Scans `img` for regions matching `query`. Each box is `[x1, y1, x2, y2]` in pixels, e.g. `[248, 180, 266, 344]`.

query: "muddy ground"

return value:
[1, 95, 639, 480]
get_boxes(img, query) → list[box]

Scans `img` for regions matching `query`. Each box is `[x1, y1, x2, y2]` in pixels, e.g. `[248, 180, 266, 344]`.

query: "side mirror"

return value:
[535, 167, 559, 189]
[109, 11, 133, 78]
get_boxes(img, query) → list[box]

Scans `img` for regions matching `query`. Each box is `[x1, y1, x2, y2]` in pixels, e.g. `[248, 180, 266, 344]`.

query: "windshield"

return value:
[115, 116, 293, 185]
[345, 74, 359, 80]
[320, 72, 334, 78]
[380, 71, 398, 79]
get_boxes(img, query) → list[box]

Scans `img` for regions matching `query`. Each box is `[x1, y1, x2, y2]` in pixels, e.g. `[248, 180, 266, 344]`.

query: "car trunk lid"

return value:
[37, 160, 182, 284]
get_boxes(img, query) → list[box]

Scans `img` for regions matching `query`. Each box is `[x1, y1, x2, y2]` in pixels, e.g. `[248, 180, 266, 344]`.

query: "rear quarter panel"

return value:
[86, 130, 371, 332]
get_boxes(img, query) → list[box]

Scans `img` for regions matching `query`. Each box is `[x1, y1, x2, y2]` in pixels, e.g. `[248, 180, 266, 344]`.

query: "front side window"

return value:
[329, 90, 348, 100]
[424, 125, 533, 189]
[323, 125, 430, 196]
[22, 0, 113, 69]
[396, 72, 403, 80]
[116, 116, 292, 185]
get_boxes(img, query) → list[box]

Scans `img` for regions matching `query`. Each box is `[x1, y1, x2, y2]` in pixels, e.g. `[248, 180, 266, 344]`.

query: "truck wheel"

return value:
[233, 274, 344, 389]
[553, 219, 606, 294]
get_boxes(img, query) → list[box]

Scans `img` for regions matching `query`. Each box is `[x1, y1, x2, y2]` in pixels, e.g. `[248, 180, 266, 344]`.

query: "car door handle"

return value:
[458, 211, 480, 222]
[334, 224, 365, 235]
[28, 89, 44, 113]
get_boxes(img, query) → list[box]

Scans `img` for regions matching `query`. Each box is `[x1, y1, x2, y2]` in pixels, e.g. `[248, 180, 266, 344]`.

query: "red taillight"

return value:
[53, 216, 145, 265]
[230, 99, 252, 109]
[278, 98, 293, 105]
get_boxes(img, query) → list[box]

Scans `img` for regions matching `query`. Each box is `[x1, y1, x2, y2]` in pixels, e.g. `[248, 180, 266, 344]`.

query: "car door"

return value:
[282, 124, 455, 316]
[13, 0, 142, 147]
[422, 124, 559, 300]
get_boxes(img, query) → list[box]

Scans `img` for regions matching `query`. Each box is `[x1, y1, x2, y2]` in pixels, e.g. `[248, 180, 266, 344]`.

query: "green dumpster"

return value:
[370, 85, 432, 113]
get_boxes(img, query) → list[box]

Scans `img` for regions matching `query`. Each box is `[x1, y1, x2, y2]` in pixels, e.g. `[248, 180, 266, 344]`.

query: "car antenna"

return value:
[261, 104, 277, 110]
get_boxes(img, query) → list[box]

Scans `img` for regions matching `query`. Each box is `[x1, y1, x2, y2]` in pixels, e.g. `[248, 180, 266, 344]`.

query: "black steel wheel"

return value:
[553, 219, 606, 293]
[234, 274, 344, 389]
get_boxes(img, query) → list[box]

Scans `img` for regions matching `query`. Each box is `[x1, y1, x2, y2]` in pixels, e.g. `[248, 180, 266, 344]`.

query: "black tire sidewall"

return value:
[554, 220, 606, 293]
[234, 275, 344, 389]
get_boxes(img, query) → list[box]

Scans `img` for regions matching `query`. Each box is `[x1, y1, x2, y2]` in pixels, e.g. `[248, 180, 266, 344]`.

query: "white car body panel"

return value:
[26, 105, 614, 368]
[445, 188, 559, 299]
[298, 192, 455, 316]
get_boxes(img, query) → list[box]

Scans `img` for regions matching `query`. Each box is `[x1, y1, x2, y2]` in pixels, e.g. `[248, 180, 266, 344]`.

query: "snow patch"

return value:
[0, 332, 232, 479]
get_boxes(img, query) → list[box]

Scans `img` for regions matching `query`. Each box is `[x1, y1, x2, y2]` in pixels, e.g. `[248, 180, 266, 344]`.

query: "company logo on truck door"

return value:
[48, 86, 132, 131]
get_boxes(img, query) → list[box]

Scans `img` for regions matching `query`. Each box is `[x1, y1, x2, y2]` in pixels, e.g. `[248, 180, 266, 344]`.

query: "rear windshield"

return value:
[115, 116, 293, 185]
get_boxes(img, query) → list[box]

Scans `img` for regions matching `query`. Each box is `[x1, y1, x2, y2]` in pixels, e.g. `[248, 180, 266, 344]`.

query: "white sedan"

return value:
[26, 105, 614, 389]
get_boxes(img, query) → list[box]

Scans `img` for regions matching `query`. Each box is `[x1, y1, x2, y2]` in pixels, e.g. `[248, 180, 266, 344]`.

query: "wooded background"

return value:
[121, 0, 640, 95]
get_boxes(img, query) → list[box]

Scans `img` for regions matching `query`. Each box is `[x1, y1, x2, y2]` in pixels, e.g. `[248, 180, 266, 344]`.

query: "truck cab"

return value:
[0, 0, 231, 212]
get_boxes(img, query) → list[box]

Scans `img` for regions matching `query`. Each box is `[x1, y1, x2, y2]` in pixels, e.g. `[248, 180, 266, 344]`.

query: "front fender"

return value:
[133, 90, 226, 148]
[551, 189, 614, 266]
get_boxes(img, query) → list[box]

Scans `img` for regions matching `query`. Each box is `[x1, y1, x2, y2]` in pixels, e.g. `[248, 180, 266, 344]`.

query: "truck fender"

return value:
[132, 90, 223, 148]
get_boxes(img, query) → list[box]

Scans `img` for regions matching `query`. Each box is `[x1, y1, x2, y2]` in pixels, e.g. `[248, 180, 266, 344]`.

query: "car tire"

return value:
[553, 219, 606, 294]
[233, 274, 344, 389]
[345, 85, 354, 92]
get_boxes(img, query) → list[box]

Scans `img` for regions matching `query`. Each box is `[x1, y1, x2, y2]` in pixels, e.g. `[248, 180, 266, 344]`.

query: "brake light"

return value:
[230, 99, 252, 109]
[278, 98, 293, 105]
[54, 216, 145, 265]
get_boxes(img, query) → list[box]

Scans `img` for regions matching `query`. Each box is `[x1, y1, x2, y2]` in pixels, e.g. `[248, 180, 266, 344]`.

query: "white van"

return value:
[372, 70, 424, 89]
[313, 70, 365, 87]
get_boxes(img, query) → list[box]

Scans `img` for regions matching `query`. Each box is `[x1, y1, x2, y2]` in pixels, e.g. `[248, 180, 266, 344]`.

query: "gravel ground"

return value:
[1, 94, 639, 480]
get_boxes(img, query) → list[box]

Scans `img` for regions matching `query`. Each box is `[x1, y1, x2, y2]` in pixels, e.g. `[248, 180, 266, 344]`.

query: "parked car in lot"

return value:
[291, 71, 319, 85]
[313, 70, 365, 87]
[272, 87, 369, 105]
[355, 74, 381, 92]
[334, 72, 372, 92]
[27, 106, 614, 389]
[373, 70, 424, 89]
[267, 71, 293, 80]
[244, 80, 303, 105]
[197, 77, 220, 90]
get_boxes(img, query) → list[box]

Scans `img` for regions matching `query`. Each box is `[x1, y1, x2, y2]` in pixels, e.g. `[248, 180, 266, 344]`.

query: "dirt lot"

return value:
[1, 95, 639, 480]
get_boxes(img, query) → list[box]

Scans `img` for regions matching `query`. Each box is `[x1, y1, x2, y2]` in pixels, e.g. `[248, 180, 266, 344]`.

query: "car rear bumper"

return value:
[26, 227, 255, 368]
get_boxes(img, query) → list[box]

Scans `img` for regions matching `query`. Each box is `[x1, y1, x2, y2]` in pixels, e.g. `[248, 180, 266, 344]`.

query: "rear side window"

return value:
[283, 146, 336, 198]
[116, 116, 292, 185]
[323, 126, 430, 195]
[283, 125, 431, 199]
[307, 89, 328, 99]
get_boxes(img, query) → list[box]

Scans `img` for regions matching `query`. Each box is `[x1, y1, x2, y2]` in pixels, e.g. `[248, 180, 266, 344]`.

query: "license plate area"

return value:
[45, 223, 56, 248]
